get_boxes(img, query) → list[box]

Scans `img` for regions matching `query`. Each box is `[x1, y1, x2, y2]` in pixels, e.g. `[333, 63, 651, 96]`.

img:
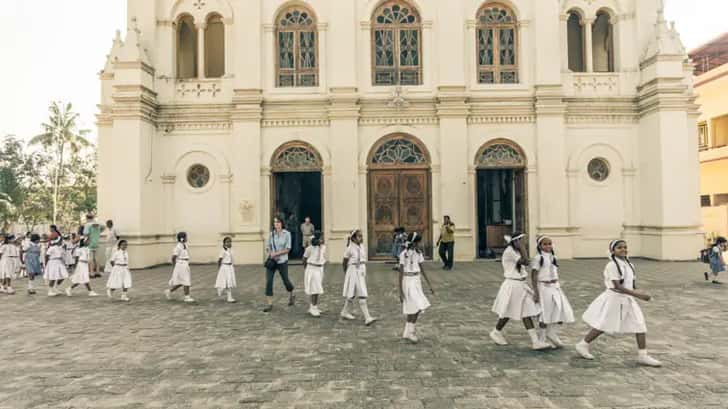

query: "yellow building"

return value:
[692, 34, 728, 240]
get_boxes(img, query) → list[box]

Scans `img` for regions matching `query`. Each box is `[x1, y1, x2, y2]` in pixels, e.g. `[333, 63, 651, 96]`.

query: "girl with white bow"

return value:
[530, 235, 574, 348]
[490, 233, 551, 350]
[398, 232, 434, 343]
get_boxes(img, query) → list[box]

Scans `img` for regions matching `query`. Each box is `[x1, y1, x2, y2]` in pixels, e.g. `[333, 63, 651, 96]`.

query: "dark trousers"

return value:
[439, 241, 454, 268]
[265, 262, 294, 296]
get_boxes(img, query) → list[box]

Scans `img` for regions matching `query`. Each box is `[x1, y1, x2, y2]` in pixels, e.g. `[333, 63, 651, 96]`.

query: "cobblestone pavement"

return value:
[0, 259, 726, 408]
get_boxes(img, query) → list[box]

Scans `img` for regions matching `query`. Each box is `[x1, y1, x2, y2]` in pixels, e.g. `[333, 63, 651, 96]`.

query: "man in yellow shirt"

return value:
[437, 215, 455, 270]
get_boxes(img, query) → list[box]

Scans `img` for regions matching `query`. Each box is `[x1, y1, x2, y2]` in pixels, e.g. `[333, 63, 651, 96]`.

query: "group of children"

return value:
[1, 226, 679, 364]
[489, 233, 662, 367]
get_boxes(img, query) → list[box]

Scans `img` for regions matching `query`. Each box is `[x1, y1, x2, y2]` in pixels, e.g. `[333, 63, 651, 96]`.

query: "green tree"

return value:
[0, 192, 14, 232]
[30, 102, 91, 224]
[16, 151, 53, 232]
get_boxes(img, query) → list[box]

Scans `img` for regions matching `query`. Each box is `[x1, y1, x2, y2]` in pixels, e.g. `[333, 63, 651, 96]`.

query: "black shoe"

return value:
[705, 272, 710, 281]
[288, 294, 295, 306]
[262, 305, 273, 312]
[712, 280, 723, 285]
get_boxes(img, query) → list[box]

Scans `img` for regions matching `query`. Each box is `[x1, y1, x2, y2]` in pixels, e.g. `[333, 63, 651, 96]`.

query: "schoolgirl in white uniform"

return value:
[65, 239, 98, 297]
[44, 237, 69, 297]
[165, 232, 194, 303]
[104, 220, 119, 275]
[0, 234, 19, 294]
[489, 233, 551, 350]
[215, 237, 237, 303]
[303, 233, 326, 317]
[19, 233, 31, 278]
[64, 234, 78, 271]
[530, 235, 574, 348]
[576, 239, 661, 367]
[398, 232, 434, 343]
[106, 239, 132, 301]
[341, 229, 377, 326]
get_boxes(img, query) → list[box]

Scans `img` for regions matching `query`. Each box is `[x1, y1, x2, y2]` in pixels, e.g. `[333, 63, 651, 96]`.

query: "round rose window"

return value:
[587, 158, 610, 182]
[187, 164, 211, 189]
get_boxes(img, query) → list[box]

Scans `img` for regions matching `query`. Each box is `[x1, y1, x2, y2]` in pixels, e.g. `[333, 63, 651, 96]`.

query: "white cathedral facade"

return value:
[98, 0, 702, 267]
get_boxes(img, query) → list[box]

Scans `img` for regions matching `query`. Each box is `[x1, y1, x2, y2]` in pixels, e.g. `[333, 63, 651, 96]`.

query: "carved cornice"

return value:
[468, 115, 535, 124]
[113, 61, 155, 76]
[359, 116, 438, 126]
[262, 118, 330, 128]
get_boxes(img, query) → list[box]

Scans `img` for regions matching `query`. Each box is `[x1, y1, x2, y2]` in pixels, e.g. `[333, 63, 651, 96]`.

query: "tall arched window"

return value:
[276, 7, 318, 87]
[592, 11, 614, 72]
[371, 1, 422, 86]
[476, 3, 518, 84]
[205, 14, 225, 78]
[177, 15, 198, 79]
[567, 11, 585, 72]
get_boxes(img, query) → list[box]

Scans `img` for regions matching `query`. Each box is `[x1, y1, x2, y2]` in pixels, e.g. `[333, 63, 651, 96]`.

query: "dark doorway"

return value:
[272, 172, 322, 259]
[476, 169, 526, 258]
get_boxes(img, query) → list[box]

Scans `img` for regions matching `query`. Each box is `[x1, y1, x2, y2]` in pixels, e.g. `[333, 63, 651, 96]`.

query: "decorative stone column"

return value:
[583, 18, 594, 73]
[196, 22, 207, 79]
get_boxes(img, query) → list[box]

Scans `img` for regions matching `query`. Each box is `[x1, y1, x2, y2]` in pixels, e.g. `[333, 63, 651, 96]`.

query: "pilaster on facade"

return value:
[436, 86, 470, 118]
[231, 89, 263, 122]
[328, 87, 360, 121]
[534, 85, 566, 116]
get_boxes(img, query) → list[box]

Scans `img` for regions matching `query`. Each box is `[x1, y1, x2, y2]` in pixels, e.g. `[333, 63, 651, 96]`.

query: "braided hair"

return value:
[609, 239, 636, 287]
[346, 229, 360, 247]
[536, 235, 559, 268]
[177, 231, 188, 250]
[405, 232, 422, 252]
[222, 236, 231, 250]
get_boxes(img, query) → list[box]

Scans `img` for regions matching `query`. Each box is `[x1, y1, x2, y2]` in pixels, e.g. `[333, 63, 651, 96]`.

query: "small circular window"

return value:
[187, 164, 210, 188]
[587, 158, 610, 182]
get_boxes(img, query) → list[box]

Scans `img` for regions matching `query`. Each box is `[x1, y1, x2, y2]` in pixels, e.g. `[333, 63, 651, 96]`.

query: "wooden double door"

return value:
[368, 169, 431, 259]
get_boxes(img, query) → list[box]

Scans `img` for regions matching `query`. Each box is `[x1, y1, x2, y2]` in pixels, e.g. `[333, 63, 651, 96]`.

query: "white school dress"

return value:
[303, 245, 326, 295]
[107, 250, 132, 289]
[399, 249, 431, 315]
[44, 245, 69, 281]
[582, 258, 646, 334]
[104, 228, 119, 274]
[169, 243, 192, 286]
[492, 246, 541, 319]
[64, 241, 76, 267]
[70, 247, 91, 285]
[530, 253, 575, 324]
[0, 244, 17, 279]
[214, 248, 237, 290]
[342, 244, 368, 298]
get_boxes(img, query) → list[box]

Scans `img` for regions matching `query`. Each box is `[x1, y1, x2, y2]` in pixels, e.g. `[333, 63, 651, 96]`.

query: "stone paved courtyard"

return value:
[0, 259, 726, 409]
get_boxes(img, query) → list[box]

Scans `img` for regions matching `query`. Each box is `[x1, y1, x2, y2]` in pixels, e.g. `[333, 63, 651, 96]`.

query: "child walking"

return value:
[23, 234, 42, 295]
[531, 235, 574, 348]
[0, 234, 19, 294]
[490, 233, 551, 350]
[341, 229, 377, 326]
[705, 236, 726, 284]
[303, 232, 326, 317]
[576, 239, 662, 366]
[391, 227, 406, 271]
[44, 237, 69, 297]
[398, 232, 434, 343]
[64, 233, 78, 272]
[165, 232, 194, 303]
[106, 240, 132, 301]
[215, 237, 237, 303]
[65, 239, 99, 297]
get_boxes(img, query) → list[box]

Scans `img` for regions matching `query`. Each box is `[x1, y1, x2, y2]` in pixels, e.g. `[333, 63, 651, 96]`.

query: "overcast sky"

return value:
[0, 0, 725, 142]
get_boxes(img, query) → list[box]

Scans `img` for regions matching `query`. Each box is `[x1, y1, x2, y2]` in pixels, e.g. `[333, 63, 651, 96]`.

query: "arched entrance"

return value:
[474, 139, 528, 258]
[367, 134, 432, 259]
[271, 141, 323, 259]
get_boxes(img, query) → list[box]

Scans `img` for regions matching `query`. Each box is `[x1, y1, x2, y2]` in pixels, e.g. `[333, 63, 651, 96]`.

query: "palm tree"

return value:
[30, 102, 91, 224]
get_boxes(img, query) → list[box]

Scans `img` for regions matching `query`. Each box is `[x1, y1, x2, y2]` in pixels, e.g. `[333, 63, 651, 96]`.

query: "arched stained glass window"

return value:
[276, 7, 318, 87]
[476, 3, 518, 84]
[372, 139, 427, 165]
[371, 1, 422, 86]
[271, 142, 323, 172]
[476, 143, 526, 168]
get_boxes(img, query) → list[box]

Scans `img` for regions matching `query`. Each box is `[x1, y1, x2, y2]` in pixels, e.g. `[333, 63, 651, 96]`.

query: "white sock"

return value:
[403, 322, 411, 337]
[27, 281, 34, 290]
[341, 299, 352, 314]
[638, 349, 648, 357]
[358, 299, 372, 321]
[527, 328, 540, 344]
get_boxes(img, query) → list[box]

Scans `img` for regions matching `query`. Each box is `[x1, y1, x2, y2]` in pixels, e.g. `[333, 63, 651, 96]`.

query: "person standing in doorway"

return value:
[263, 217, 295, 312]
[437, 216, 455, 270]
[301, 217, 315, 250]
[82, 214, 103, 278]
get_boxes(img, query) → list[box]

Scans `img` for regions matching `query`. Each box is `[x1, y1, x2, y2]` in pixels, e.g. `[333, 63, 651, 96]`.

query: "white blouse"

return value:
[530, 252, 559, 282]
[218, 248, 234, 265]
[399, 249, 425, 273]
[173, 243, 190, 262]
[604, 258, 635, 290]
[344, 244, 366, 265]
[501, 246, 527, 279]
[304, 245, 326, 266]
